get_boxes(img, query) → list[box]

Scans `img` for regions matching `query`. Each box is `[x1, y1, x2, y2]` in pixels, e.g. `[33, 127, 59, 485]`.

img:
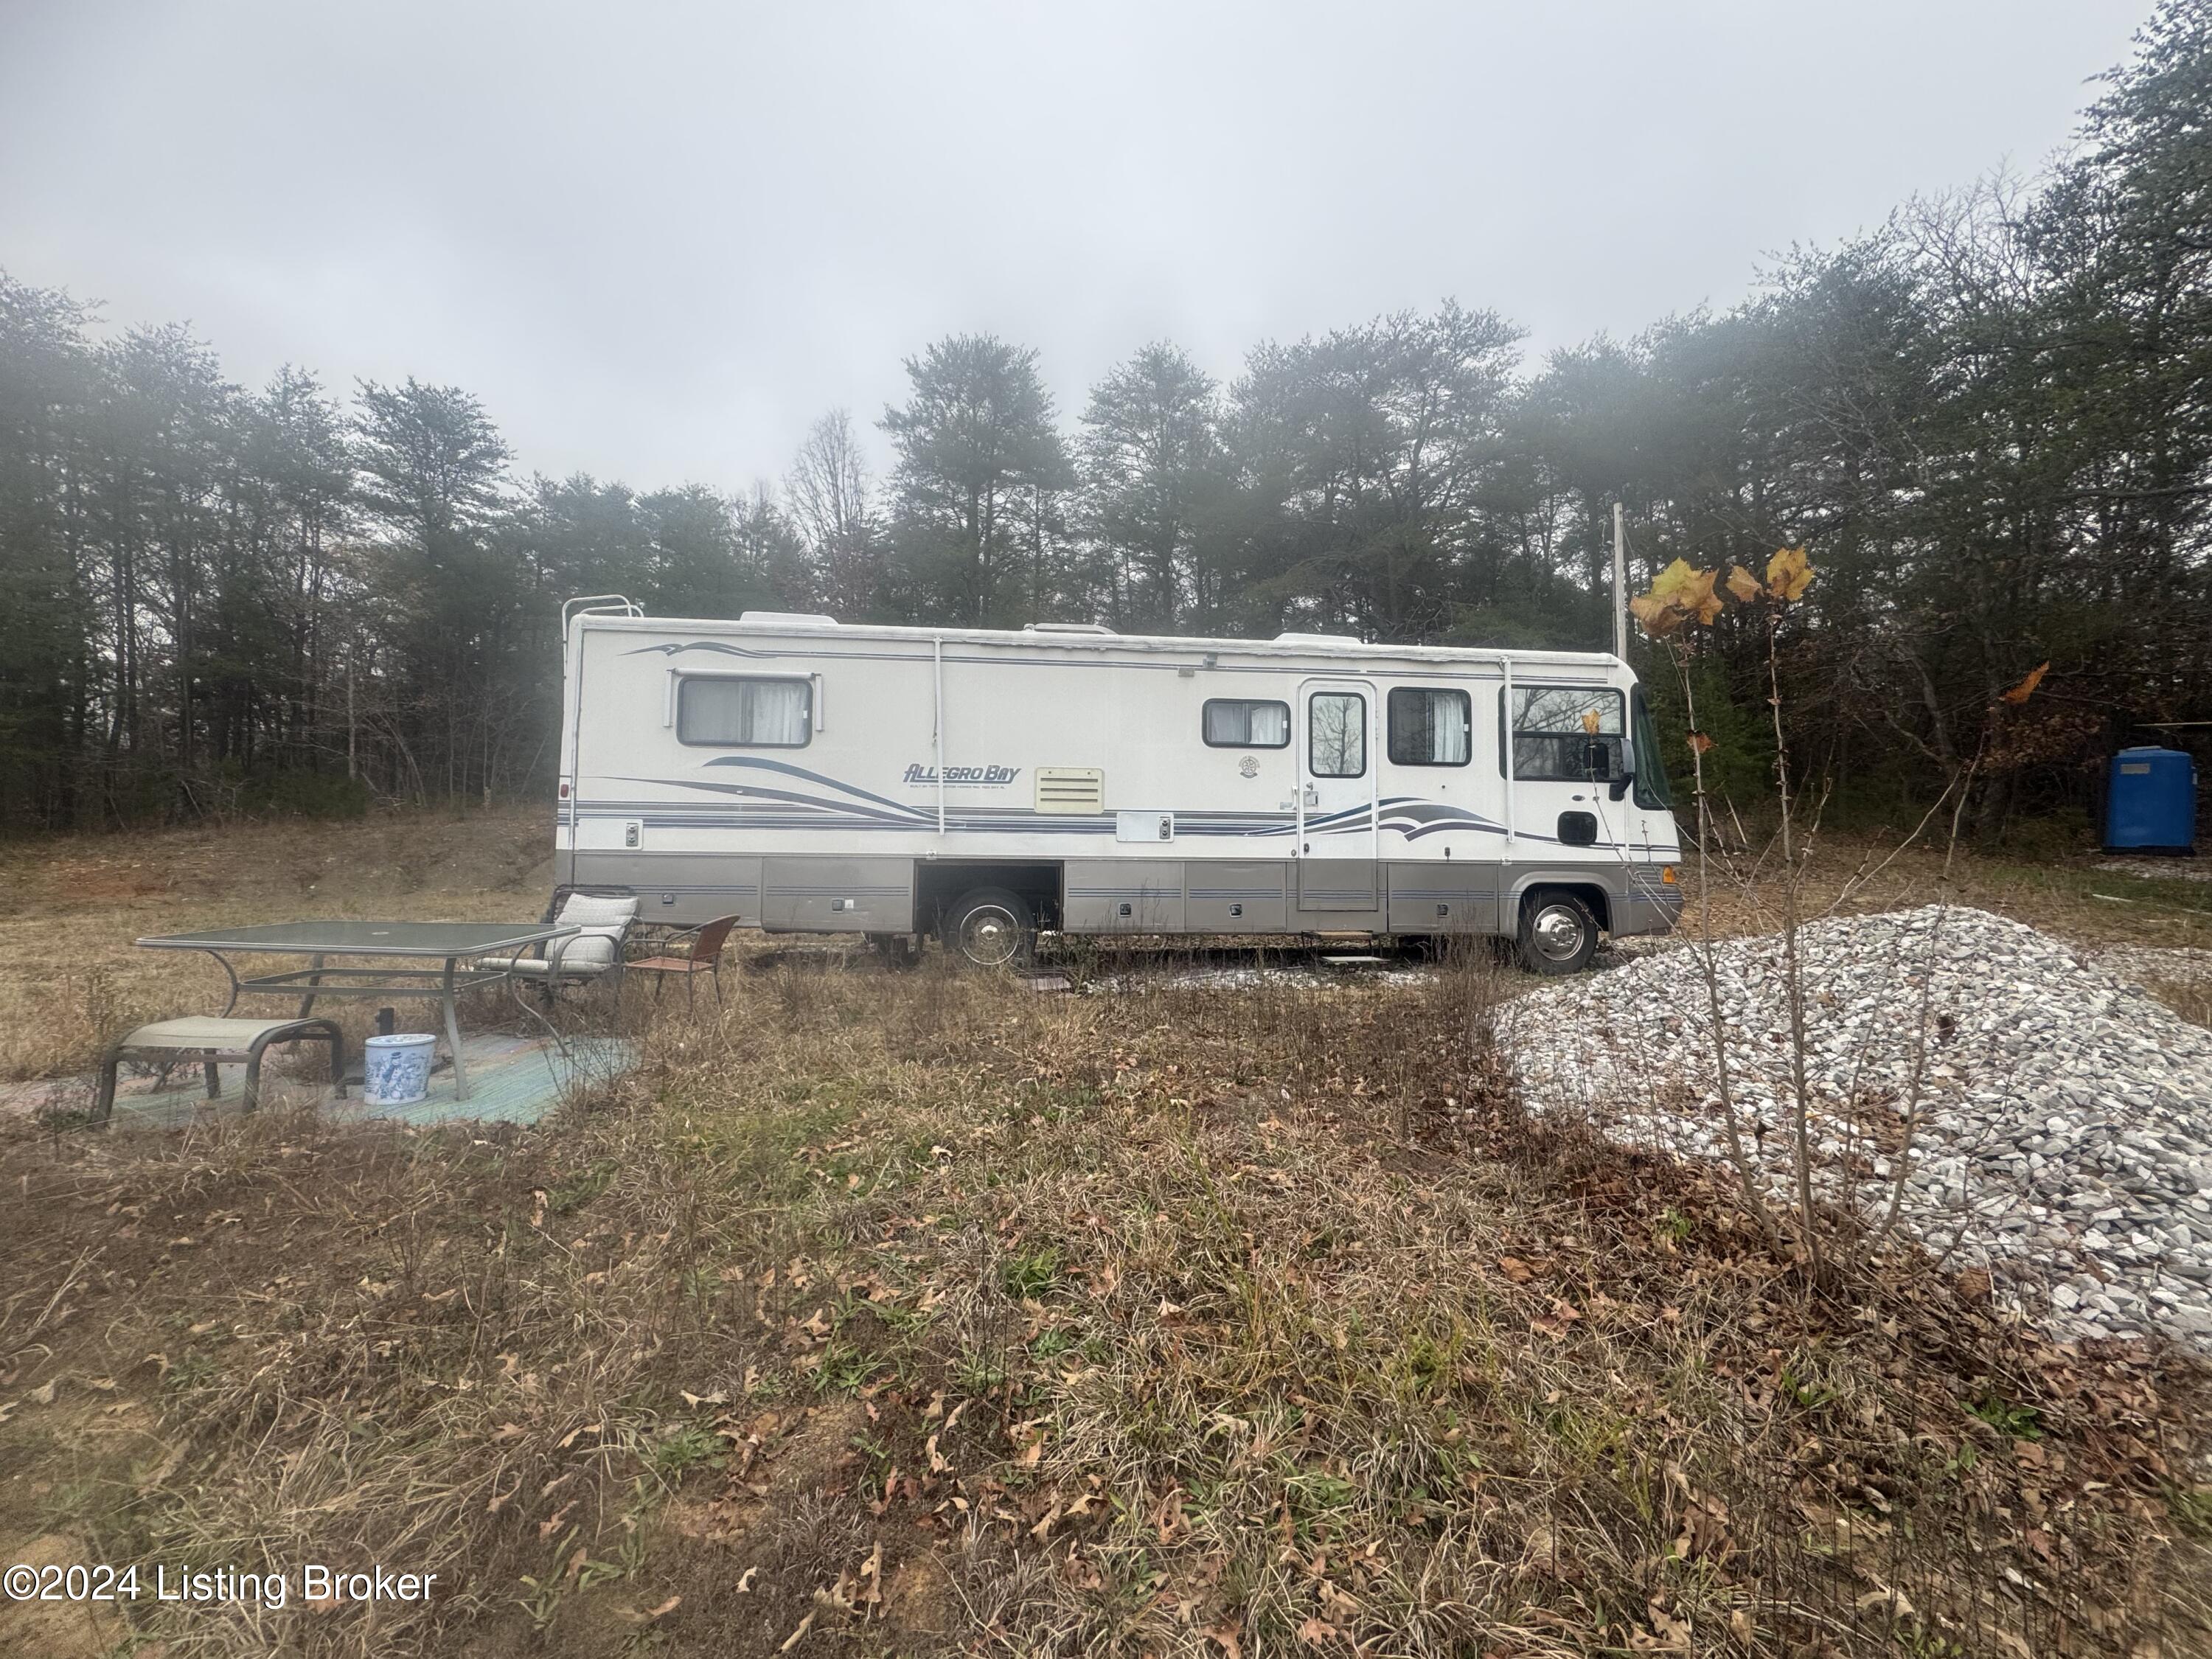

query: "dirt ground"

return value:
[0, 810, 2208, 1658]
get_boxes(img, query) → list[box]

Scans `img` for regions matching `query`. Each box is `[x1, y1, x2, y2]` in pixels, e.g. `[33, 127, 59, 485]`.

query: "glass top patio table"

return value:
[134, 922, 580, 1100]
[136, 922, 577, 957]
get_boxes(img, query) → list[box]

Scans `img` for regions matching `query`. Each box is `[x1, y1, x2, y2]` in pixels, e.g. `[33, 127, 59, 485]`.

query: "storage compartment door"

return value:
[1185, 862, 1289, 931]
[1386, 863, 1492, 933]
[1296, 858, 1380, 914]
[761, 859, 914, 932]
[1062, 860, 1186, 932]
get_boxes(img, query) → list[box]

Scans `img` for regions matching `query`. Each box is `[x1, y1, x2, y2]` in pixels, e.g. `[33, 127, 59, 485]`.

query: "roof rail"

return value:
[1024, 622, 1116, 635]
[563, 594, 641, 632]
[1273, 630, 1361, 644]
[738, 611, 840, 627]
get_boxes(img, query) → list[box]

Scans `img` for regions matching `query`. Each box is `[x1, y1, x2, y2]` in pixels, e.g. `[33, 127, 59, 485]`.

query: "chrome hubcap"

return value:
[1531, 903, 1585, 961]
[959, 907, 1021, 967]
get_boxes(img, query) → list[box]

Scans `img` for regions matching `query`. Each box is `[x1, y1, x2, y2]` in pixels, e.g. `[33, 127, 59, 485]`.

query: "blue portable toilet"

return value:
[2104, 746, 2197, 854]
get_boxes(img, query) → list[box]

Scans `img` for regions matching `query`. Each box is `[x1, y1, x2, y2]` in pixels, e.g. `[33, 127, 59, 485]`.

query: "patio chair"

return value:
[94, 1015, 345, 1124]
[626, 914, 740, 1007]
[478, 891, 639, 995]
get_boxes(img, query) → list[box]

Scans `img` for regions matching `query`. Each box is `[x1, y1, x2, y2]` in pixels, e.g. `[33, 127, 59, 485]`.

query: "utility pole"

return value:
[1612, 501, 1628, 660]
[346, 636, 358, 781]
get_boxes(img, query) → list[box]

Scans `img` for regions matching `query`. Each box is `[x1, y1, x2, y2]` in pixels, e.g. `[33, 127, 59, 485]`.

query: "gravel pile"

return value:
[1498, 906, 2212, 1349]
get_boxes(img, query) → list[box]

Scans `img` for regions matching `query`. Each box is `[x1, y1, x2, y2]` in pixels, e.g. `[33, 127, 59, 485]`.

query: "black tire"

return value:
[1516, 888, 1598, 975]
[941, 887, 1035, 971]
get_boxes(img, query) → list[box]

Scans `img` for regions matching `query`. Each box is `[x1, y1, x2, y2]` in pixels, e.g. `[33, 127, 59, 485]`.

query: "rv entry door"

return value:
[1295, 678, 1380, 914]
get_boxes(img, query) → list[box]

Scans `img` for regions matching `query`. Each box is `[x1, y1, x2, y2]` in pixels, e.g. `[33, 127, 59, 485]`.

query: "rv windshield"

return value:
[1631, 687, 1673, 810]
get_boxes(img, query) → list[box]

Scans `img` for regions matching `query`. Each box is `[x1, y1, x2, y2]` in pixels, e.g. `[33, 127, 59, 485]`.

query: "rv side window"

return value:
[676, 675, 812, 747]
[1308, 692, 1366, 778]
[1387, 686, 1470, 766]
[1501, 686, 1624, 780]
[1203, 699, 1290, 748]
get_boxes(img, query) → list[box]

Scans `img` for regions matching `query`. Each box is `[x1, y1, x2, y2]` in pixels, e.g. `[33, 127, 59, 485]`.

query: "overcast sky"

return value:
[0, 1, 2149, 491]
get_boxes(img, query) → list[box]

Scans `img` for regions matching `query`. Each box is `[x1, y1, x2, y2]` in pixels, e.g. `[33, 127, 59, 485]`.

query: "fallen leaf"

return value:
[2000, 661, 2048, 705]
[1725, 565, 1764, 602]
[539, 1498, 580, 1540]
[1855, 1585, 1916, 1618]
[619, 1595, 681, 1625]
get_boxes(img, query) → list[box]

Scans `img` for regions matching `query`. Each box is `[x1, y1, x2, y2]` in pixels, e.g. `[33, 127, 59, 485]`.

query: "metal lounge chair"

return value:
[477, 891, 639, 994]
[626, 914, 740, 1007]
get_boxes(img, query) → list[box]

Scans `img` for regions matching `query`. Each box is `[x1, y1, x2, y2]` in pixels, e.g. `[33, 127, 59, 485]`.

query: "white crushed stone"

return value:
[1086, 961, 1437, 993]
[2096, 943, 2212, 990]
[1498, 906, 2212, 1351]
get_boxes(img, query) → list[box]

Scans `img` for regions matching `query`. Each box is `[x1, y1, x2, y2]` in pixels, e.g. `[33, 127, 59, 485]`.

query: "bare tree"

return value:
[786, 408, 883, 619]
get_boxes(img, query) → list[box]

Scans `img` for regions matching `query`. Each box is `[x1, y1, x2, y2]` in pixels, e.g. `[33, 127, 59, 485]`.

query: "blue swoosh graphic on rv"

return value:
[702, 757, 948, 818]
[614, 758, 933, 821]
[613, 779, 928, 827]
[586, 766, 1630, 846]
[625, 640, 784, 660]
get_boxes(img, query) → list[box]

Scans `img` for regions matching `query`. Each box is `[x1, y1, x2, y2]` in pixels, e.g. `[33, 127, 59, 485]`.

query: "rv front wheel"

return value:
[1517, 889, 1596, 975]
[942, 887, 1034, 971]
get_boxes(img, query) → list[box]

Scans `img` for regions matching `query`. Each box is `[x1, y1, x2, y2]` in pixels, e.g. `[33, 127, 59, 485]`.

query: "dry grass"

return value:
[1678, 828, 2212, 958]
[0, 807, 552, 1080]
[1, 814, 2209, 1657]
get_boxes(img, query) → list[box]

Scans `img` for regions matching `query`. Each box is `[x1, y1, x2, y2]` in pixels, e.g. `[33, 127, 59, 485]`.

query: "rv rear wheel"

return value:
[942, 887, 1034, 971]
[1516, 889, 1597, 975]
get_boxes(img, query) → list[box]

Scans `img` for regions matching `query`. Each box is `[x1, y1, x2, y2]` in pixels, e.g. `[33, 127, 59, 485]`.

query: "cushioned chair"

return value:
[479, 891, 639, 992]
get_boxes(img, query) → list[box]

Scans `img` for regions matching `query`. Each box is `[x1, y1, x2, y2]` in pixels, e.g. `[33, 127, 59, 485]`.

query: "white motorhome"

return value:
[554, 602, 1684, 972]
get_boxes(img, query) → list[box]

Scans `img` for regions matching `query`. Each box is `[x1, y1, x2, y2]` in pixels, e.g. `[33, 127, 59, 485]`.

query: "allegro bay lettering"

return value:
[902, 764, 1020, 785]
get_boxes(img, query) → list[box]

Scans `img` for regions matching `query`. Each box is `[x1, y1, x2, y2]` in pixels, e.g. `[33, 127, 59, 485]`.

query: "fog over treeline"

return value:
[2, 4, 2208, 837]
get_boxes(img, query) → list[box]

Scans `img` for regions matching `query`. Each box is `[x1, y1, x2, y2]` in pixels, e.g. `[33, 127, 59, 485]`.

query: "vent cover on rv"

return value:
[1034, 768, 1105, 815]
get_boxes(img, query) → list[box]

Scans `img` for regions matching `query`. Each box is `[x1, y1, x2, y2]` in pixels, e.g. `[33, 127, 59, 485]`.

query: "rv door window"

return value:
[1203, 699, 1290, 748]
[1503, 686, 1624, 781]
[1387, 686, 1471, 766]
[1308, 692, 1366, 778]
[676, 675, 812, 747]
